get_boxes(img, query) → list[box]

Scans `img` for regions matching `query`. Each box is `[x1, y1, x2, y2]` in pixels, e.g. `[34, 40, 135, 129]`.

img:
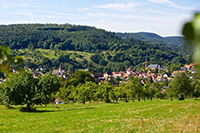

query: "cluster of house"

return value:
[92, 63, 197, 84]
[5, 62, 196, 86]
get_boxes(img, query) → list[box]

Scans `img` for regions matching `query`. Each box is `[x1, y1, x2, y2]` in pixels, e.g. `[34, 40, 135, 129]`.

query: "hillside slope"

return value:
[0, 24, 192, 72]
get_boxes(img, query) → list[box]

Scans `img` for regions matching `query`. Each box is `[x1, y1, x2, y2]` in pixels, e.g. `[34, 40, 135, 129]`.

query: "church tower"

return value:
[145, 52, 149, 69]
[59, 64, 63, 76]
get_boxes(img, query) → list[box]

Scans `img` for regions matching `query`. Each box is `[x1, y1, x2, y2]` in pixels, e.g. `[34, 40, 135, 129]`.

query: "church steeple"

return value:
[145, 50, 149, 68]
[59, 64, 62, 72]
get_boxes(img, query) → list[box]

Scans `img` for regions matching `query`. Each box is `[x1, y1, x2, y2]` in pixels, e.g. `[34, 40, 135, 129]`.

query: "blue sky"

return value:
[0, 0, 199, 36]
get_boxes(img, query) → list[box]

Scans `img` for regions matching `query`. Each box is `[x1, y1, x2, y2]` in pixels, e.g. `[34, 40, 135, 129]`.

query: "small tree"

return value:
[74, 82, 97, 104]
[167, 72, 192, 100]
[37, 74, 60, 105]
[149, 84, 157, 101]
[113, 86, 123, 102]
[142, 81, 150, 101]
[127, 77, 142, 102]
[194, 81, 200, 99]
[167, 84, 176, 101]
[101, 83, 113, 103]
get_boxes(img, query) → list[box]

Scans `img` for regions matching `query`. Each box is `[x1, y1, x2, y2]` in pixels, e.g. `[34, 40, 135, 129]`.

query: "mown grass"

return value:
[0, 99, 200, 132]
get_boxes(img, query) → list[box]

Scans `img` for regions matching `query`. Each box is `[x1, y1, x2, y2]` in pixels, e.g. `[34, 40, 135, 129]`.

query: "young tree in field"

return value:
[149, 83, 158, 101]
[2, 72, 38, 111]
[74, 81, 97, 104]
[113, 86, 124, 102]
[120, 83, 128, 102]
[166, 84, 176, 101]
[101, 83, 113, 103]
[128, 77, 143, 102]
[95, 83, 104, 102]
[168, 72, 192, 100]
[142, 81, 151, 101]
[37, 74, 60, 105]
[57, 87, 71, 104]
[127, 77, 142, 102]
[194, 81, 200, 99]
[65, 71, 95, 88]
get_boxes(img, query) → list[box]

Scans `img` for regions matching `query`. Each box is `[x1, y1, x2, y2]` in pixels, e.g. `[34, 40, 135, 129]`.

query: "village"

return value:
[14, 60, 196, 88]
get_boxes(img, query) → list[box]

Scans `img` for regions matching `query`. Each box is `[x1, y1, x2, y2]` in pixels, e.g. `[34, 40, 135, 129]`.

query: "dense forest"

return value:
[0, 24, 193, 73]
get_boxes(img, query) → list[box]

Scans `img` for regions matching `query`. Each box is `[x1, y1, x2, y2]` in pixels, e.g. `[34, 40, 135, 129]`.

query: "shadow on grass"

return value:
[21, 107, 94, 113]
[107, 102, 119, 104]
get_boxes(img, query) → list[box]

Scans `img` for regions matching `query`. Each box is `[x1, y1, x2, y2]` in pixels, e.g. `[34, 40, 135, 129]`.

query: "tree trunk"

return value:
[27, 103, 31, 111]
[138, 97, 140, 102]
[150, 97, 152, 101]
[83, 97, 85, 104]
[116, 96, 118, 102]
[132, 95, 134, 102]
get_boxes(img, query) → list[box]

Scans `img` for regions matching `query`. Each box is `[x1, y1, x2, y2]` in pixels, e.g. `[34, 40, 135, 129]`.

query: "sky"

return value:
[0, 0, 199, 36]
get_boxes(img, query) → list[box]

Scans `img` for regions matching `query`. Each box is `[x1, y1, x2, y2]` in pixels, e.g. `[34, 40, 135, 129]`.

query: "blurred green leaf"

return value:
[182, 22, 194, 40]
[0, 49, 4, 59]
[193, 13, 200, 40]
[15, 68, 25, 72]
[4, 55, 12, 64]
[13, 56, 24, 65]
[0, 64, 9, 73]
[2, 44, 10, 55]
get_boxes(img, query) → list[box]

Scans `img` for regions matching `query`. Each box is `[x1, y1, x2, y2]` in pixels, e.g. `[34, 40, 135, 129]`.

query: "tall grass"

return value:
[0, 99, 199, 132]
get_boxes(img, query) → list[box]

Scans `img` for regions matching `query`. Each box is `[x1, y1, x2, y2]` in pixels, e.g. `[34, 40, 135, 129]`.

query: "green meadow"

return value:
[0, 99, 200, 133]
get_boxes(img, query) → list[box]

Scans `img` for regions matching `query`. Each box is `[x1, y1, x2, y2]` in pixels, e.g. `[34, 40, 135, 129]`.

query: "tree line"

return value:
[1, 70, 199, 111]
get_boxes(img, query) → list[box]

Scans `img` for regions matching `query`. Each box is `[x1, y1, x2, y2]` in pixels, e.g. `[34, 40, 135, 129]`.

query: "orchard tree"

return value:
[65, 71, 95, 88]
[57, 87, 71, 104]
[37, 74, 60, 105]
[168, 72, 192, 100]
[113, 86, 123, 102]
[2, 72, 38, 111]
[101, 83, 113, 103]
[127, 77, 142, 102]
[194, 81, 200, 99]
[74, 81, 97, 104]
[2, 72, 61, 111]
[128, 77, 143, 102]
[149, 83, 158, 101]
[142, 81, 151, 101]
[167, 83, 176, 101]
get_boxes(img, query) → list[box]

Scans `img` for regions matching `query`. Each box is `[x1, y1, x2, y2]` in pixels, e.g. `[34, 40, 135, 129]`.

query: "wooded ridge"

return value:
[0, 24, 193, 72]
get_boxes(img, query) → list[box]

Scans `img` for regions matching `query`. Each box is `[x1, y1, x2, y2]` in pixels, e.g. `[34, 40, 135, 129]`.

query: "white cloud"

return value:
[76, 8, 89, 11]
[93, 2, 141, 12]
[10, 12, 33, 16]
[149, 0, 195, 11]
[149, 0, 174, 5]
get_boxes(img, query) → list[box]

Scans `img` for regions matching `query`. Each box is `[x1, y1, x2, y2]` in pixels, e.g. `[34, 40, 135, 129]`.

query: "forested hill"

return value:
[0, 24, 193, 72]
[116, 32, 187, 47]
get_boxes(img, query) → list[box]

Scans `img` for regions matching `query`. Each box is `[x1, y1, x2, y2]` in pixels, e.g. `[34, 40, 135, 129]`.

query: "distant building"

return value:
[180, 67, 187, 72]
[147, 64, 160, 70]
[52, 64, 66, 78]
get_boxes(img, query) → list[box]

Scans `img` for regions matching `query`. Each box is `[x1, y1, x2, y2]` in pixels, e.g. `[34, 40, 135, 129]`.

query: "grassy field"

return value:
[0, 99, 200, 132]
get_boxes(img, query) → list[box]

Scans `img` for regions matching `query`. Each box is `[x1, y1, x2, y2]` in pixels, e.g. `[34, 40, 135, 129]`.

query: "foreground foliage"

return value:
[1, 72, 60, 111]
[0, 99, 199, 132]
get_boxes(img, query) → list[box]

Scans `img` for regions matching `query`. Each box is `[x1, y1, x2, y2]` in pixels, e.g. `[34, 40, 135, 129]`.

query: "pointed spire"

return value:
[146, 52, 148, 62]
[59, 64, 62, 72]
[145, 49, 149, 68]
